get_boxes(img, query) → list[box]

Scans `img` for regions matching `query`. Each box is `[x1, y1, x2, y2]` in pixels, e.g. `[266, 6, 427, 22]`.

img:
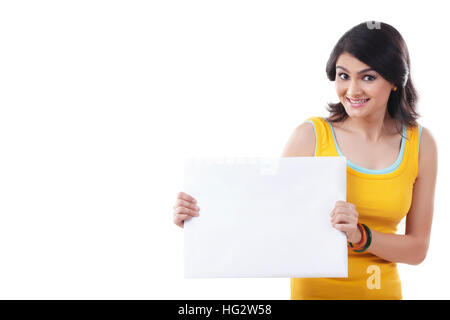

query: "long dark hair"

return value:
[325, 21, 420, 135]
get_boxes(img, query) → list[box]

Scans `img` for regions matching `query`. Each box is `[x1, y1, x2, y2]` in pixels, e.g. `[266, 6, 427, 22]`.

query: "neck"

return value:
[344, 111, 395, 143]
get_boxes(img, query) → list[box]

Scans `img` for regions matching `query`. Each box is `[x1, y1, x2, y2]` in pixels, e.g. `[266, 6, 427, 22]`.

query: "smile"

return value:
[346, 97, 370, 107]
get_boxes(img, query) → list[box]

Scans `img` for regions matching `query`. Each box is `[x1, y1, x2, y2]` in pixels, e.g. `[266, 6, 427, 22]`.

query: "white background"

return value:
[0, 0, 447, 299]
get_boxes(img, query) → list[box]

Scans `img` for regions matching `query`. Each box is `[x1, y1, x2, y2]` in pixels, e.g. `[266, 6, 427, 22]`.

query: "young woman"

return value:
[173, 21, 438, 300]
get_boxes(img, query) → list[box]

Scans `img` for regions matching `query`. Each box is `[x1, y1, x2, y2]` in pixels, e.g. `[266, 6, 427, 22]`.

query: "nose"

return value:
[346, 79, 363, 96]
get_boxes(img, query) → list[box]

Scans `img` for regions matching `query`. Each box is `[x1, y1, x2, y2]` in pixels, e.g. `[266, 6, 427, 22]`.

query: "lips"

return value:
[346, 97, 370, 108]
[347, 97, 370, 103]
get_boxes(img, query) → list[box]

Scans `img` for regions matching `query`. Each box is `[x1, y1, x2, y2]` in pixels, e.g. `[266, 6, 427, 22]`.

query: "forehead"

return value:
[336, 52, 372, 71]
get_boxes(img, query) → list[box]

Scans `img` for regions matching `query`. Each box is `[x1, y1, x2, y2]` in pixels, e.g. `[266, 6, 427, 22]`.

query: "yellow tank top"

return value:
[290, 116, 422, 300]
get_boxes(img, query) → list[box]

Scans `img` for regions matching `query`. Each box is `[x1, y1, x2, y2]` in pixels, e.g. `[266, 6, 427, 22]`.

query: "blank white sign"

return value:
[183, 157, 348, 278]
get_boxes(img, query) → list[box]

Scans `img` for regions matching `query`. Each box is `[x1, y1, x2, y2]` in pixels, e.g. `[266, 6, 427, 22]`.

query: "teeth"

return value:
[349, 98, 368, 104]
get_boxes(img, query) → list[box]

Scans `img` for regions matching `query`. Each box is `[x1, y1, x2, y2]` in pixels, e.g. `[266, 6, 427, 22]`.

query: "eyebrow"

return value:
[336, 66, 375, 74]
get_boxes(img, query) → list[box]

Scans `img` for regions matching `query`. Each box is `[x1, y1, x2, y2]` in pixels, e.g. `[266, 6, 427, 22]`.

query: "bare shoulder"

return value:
[281, 121, 316, 157]
[418, 126, 438, 179]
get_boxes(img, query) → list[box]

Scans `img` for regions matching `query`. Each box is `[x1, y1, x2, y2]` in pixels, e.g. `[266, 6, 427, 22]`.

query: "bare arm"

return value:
[281, 122, 316, 157]
[366, 127, 438, 265]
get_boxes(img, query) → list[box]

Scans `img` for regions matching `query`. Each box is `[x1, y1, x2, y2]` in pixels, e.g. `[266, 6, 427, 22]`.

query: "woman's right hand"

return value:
[173, 191, 200, 228]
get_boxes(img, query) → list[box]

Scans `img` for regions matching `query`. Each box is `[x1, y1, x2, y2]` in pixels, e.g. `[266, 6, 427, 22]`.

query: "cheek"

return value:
[335, 82, 347, 97]
[367, 85, 391, 100]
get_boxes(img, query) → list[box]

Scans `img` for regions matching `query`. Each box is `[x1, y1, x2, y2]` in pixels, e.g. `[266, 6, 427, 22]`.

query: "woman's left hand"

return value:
[330, 200, 362, 244]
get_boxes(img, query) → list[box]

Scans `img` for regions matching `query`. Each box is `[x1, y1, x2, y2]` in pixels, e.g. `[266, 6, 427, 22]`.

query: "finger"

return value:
[175, 206, 199, 217]
[174, 213, 193, 225]
[174, 199, 199, 211]
[333, 209, 358, 222]
[334, 213, 357, 223]
[174, 218, 183, 228]
[331, 208, 351, 218]
[331, 213, 347, 224]
[333, 223, 354, 233]
[330, 207, 340, 217]
[174, 218, 184, 228]
[335, 200, 347, 207]
[335, 206, 358, 219]
[331, 213, 356, 225]
[335, 201, 356, 209]
[177, 191, 197, 204]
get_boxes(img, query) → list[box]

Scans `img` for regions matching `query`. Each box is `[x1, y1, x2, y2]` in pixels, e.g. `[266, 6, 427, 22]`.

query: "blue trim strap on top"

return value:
[304, 120, 317, 156]
[322, 117, 407, 175]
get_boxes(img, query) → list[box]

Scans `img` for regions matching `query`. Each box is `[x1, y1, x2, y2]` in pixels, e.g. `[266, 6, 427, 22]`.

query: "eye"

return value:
[364, 75, 377, 81]
[337, 72, 377, 81]
[337, 72, 348, 80]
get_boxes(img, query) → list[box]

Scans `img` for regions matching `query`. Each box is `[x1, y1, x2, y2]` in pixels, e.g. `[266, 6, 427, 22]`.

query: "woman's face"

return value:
[335, 52, 395, 119]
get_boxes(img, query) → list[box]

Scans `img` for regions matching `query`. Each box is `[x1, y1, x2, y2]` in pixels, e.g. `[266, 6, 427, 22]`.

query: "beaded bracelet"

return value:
[347, 223, 366, 251]
[353, 224, 372, 253]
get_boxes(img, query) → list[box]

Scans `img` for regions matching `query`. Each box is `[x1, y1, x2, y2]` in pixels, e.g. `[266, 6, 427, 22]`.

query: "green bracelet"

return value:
[354, 224, 372, 252]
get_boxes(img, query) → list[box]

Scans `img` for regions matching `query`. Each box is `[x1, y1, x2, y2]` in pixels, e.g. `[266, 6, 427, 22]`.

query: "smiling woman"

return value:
[325, 21, 419, 133]
[336, 63, 377, 108]
[285, 21, 438, 300]
[173, 20, 438, 301]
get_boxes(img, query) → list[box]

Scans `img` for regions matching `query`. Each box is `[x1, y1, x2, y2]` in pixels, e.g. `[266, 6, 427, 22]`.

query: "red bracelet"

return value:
[348, 223, 366, 251]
